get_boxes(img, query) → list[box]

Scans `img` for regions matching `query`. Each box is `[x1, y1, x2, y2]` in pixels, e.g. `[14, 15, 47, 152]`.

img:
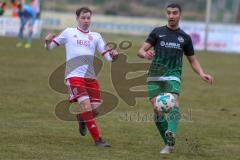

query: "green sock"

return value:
[154, 113, 168, 145]
[167, 106, 181, 135]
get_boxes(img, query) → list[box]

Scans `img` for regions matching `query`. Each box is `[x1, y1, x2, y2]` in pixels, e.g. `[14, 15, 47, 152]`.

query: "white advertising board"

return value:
[181, 21, 240, 53]
[0, 17, 42, 38]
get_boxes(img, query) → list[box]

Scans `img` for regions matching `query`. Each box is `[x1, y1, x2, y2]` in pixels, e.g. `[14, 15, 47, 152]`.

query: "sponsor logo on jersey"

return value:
[160, 41, 181, 50]
[178, 36, 184, 43]
[160, 41, 165, 46]
[88, 35, 93, 41]
[159, 35, 166, 38]
[77, 40, 90, 47]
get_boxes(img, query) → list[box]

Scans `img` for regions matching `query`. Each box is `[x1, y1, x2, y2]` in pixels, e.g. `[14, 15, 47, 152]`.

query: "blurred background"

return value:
[43, 0, 240, 23]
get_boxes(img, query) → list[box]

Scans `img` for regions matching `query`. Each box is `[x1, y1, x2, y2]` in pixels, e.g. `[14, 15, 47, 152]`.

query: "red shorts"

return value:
[66, 77, 101, 104]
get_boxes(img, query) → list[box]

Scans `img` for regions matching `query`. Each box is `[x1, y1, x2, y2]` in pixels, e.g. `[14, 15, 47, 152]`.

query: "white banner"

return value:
[1, 11, 240, 53]
[181, 21, 240, 53]
[0, 17, 42, 38]
[180, 22, 205, 50]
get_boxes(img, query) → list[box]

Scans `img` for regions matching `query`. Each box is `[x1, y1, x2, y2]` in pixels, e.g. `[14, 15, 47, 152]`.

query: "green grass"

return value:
[0, 35, 240, 160]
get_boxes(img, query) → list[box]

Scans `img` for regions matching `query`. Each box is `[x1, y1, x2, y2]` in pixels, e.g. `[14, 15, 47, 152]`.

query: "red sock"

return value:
[80, 111, 100, 142]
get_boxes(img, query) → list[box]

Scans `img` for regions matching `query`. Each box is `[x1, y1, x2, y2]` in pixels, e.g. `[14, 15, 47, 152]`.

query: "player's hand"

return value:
[44, 33, 55, 50]
[110, 49, 119, 61]
[45, 33, 55, 42]
[200, 73, 214, 84]
[143, 50, 154, 60]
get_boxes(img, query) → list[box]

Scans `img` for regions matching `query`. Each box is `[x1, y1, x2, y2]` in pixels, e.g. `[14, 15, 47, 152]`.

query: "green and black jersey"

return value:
[146, 25, 194, 83]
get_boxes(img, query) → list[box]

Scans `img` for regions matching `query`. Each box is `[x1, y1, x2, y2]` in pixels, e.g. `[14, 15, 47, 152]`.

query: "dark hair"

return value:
[166, 3, 182, 12]
[76, 7, 92, 17]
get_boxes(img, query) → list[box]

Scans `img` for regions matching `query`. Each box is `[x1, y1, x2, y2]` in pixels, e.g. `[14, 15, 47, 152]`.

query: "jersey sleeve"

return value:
[183, 35, 195, 56]
[145, 28, 157, 46]
[96, 33, 107, 53]
[96, 33, 113, 61]
[52, 28, 68, 46]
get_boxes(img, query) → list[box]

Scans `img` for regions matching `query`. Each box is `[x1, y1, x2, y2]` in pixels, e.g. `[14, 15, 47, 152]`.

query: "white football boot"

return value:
[160, 145, 174, 154]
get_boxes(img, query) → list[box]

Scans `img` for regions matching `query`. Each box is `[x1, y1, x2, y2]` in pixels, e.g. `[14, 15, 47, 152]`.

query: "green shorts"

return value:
[147, 80, 181, 99]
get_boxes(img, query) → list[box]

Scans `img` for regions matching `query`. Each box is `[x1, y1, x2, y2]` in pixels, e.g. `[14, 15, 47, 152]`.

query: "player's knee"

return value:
[153, 108, 164, 115]
[91, 103, 101, 117]
[82, 104, 92, 112]
[77, 98, 92, 112]
[150, 96, 161, 113]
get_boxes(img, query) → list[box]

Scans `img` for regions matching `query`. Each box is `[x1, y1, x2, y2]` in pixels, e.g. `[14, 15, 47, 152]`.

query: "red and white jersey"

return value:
[52, 27, 110, 79]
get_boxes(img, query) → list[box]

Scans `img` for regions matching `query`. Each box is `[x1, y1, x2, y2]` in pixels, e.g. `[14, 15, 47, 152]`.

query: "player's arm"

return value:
[101, 48, 118, 62]
[138, 28, 157, 60]
[187, 55, 214, 84]
[44, 33, 58, 50]
[17, 11, 25, 25]
[44, 29, 67, 51]
[97, 34, 118, 62]
[30, 11, 36, 25]
[138, 42, 154, 60]
[27, 6, 37, 22]
[184, 35, 213, 84]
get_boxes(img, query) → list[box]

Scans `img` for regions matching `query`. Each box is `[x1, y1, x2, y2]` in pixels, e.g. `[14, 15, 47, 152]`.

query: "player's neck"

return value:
[77, 26, 89, 33]
[167, 24, 179, 30]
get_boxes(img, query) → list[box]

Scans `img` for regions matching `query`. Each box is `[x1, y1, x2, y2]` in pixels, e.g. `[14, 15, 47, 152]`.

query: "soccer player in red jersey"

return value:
[45, 7, 118, 148]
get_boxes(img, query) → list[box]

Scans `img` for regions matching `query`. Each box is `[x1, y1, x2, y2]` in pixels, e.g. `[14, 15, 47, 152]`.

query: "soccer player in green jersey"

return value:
[138, 3, 214, 154]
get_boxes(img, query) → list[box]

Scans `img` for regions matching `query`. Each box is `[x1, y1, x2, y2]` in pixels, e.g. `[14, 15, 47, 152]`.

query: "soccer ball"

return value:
[155, 93, 176, 112]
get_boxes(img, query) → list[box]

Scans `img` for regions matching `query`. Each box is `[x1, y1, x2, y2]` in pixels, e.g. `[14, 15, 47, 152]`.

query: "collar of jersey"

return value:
[165, 25, 180, 31]
[77, 27, 89, 33]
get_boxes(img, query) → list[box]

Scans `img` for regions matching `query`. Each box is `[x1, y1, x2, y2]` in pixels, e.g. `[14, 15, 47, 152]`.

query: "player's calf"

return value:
[165, 130, 175, 146]
[76, 113, 87, 136]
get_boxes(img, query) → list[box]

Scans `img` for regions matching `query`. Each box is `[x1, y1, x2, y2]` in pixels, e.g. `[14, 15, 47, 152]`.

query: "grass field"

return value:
[0, 35, 240, 160]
